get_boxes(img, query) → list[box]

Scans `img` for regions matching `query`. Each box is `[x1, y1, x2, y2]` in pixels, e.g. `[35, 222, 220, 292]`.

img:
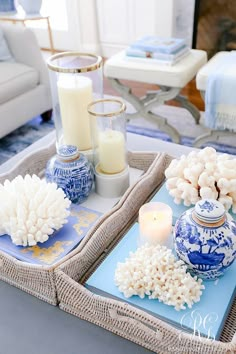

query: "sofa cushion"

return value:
[0, 27, 14, 62]
[0, 62, 39, 104]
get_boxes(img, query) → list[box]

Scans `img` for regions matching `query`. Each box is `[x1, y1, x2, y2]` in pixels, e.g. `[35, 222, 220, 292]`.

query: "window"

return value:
[41, 0, 68, 30]
[19, 0, 68, 30]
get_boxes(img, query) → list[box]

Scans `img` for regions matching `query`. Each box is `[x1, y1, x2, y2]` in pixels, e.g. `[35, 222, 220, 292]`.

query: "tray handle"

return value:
[108, 308, 163, 340]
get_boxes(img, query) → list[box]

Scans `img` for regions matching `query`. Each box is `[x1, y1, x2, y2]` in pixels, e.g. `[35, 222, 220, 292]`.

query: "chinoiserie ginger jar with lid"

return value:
[174, 199, 236, 280]
[45, 145, 94, 204]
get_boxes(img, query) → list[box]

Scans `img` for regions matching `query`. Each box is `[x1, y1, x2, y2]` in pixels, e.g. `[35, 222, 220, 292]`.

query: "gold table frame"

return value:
[0, 13, 54, 53]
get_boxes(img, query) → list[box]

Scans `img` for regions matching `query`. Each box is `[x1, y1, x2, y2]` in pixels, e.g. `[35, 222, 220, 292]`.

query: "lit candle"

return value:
[98, 130, 126, 174]
[57, 75, 93, 151]
[139, 202, 173, 246]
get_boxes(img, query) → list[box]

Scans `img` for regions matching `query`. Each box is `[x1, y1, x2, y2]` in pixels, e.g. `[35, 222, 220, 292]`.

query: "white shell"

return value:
[0, 174, 71, 246]
[164, 147, 236, 213]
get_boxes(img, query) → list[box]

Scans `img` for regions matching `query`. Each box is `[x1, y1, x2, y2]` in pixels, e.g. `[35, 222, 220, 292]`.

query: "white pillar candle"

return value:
[98, 130, 126, 174]
[57, 75, 93, 151]
[139, 202, 173, 246]
[95, 164, 130, 198]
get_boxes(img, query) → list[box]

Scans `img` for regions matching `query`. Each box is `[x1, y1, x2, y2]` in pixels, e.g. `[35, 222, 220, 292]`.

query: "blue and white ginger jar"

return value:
[45, 145, 94, 204]
[174, 199, 236, 280]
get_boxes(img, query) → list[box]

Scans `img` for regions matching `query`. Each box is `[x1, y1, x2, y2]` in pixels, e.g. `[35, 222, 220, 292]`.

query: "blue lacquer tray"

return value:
[0, 205, 101, 266]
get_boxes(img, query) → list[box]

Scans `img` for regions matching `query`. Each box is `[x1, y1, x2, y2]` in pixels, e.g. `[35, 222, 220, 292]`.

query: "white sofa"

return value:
[0, 24, 52, 139]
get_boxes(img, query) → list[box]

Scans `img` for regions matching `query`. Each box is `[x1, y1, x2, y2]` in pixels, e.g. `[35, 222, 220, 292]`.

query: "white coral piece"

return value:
[164, 147, 236, 213]
[115, 244, 204, 311]
[0, 174, 71, 246]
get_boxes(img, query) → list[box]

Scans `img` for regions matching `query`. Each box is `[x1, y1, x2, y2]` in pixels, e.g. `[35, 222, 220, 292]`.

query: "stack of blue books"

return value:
[125, 35, 190, 66]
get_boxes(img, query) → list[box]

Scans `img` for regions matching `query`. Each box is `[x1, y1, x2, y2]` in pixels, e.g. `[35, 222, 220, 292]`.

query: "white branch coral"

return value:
[0, 174, 71, 246]
[115, 244, 204, 311]
[165, 147, 236, 213]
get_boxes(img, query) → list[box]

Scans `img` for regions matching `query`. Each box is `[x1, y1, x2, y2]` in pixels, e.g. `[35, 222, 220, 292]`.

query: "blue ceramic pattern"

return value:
[45, 146, 94, 204]
[198, 200, 217, 213]
[195, 199, 225, 224]
[174, 199, 236, 280]
[57, 145, 79, 159]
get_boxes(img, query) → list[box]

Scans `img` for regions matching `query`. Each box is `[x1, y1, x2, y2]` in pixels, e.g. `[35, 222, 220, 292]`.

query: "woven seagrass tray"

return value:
[55, 155, 236, 354]
[0, 137, 168, 306]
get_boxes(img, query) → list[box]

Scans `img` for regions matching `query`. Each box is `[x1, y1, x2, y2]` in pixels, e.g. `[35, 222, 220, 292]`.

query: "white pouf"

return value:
[196, 51, 229, 92]
[195, 51, 236, 147]
[105, 50, 207, 88]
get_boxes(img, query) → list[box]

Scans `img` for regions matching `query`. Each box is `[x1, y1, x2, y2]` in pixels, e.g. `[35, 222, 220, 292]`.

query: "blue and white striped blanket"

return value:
[205, 51, 236, 132]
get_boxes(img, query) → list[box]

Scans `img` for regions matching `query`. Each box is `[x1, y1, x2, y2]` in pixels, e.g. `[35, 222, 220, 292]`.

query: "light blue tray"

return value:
[86, 222, 236, 340]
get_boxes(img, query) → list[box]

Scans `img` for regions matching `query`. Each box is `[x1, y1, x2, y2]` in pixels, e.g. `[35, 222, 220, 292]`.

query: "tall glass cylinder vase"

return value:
[47, 52, 103, 159]
[88, 98, 129, 198]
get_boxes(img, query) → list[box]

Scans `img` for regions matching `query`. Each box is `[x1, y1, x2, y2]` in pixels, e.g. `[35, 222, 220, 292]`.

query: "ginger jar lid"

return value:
[194, 199, 225, 224]
[57, 145, 80, 161]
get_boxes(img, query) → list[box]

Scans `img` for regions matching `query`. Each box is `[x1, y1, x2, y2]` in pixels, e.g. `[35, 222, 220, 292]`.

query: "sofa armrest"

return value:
[1, 24, 50, 88]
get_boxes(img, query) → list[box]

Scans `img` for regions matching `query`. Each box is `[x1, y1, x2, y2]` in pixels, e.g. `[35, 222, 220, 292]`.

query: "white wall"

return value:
[30, 0, 195, 55]
[96, 0, 177, 57]
[74, 0, 101, 54]
[174, 0, 195, 47]
[29, 0, 101, 52]
[28, 0, 77, 51]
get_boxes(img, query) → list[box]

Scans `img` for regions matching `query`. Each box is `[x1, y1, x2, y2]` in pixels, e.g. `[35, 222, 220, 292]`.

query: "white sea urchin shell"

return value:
[0, 174, 71, 246]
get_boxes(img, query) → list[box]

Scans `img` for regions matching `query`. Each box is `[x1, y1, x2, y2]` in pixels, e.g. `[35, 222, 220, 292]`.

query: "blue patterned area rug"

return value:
[0, 116, 54, 165]
[126, 125, 236, 156]
[0, 115, 236, 166]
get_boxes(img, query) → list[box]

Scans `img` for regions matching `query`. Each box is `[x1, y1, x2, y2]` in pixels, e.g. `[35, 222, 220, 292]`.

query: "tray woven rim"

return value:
[55, 153, 236, 353]
[0, 145, 162, 305]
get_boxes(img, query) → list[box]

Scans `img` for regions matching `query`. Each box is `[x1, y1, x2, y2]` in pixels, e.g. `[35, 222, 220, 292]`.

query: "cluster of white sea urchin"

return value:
[165, 147, 236, 213]
[115, 244, 204, 311]
[0, 175, 71, 246]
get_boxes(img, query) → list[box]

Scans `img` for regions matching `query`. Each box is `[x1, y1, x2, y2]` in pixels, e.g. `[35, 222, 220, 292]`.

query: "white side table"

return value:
[0, 13, 55, 53]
